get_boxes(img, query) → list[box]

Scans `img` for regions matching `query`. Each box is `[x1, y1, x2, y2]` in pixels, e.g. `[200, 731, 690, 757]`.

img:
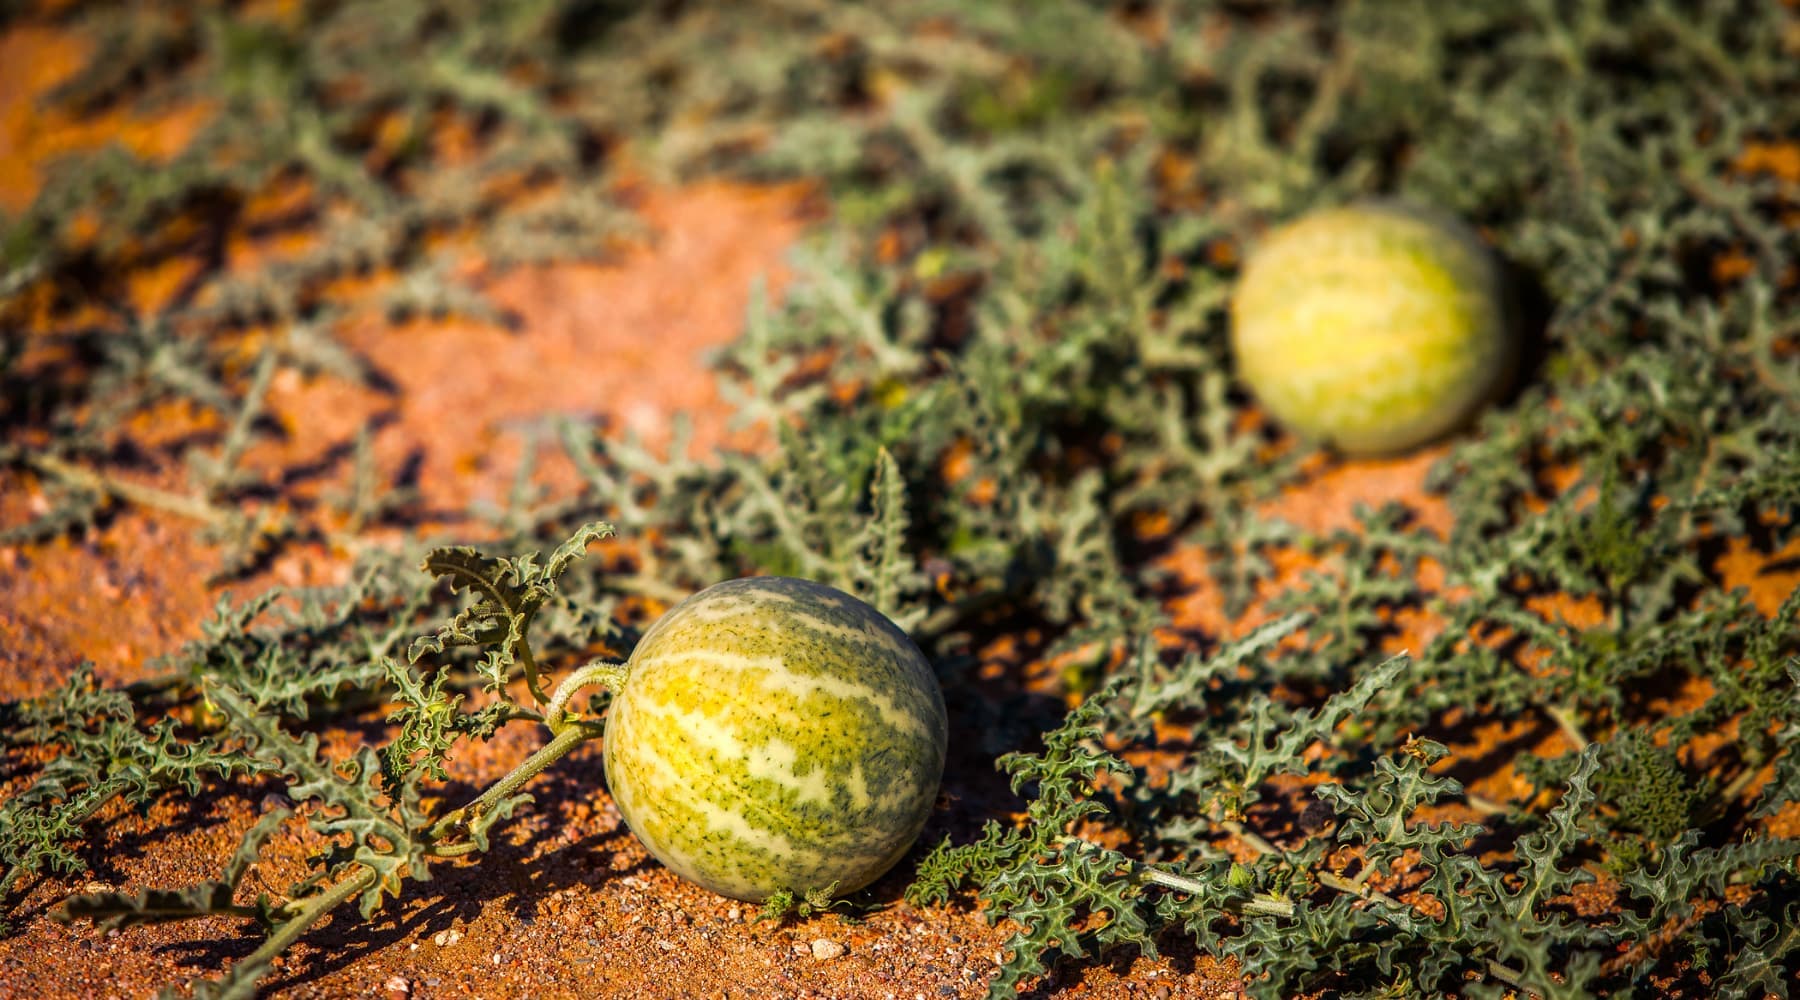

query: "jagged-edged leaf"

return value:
[409, 521, 615, 695]
[849, 446, 928, 630]
[206, 684, 427, 918]
[53, 808, 290, 931]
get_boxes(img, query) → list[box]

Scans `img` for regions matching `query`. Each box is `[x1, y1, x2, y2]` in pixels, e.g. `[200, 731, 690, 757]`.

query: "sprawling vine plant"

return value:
[3, 0, 1798, 997]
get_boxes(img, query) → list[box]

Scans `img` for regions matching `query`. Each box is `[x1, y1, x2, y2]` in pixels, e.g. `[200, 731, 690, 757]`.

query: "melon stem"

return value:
[426, 720, 602, 844]
[544, 660, 627, 734]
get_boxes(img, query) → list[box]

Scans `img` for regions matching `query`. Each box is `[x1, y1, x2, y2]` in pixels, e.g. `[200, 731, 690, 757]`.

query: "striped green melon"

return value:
[1230, 201, 1517, 457]
[602, 576, 948, 902]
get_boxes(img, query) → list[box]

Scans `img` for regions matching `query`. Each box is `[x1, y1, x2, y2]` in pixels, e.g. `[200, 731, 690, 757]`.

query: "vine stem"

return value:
[21, 452, 384, 561]
[25, 453, 231, 526]
[1544, 700, 1591, 750]
[1463, 791, 1512, 817]
[426, 721, 601, 843]
[1055, 836, 1296, 918]
[1314, 870, 1405, 910]
[1218, 827, 1538, 993]
[1485, 959, 1532, 992]
[543, 661, 627, 734]
[1218, 817, 1286, 862]
[217, 693, 608, 989]
[513, 630, 549, 708]
[1139, 864, 1296, 918]
[1716, 740, 1775, 809]
[235, 867, 377, 982]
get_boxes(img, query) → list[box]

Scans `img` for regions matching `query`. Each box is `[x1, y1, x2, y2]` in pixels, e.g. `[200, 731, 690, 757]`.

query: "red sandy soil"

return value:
[4, 18, 1797, 1000]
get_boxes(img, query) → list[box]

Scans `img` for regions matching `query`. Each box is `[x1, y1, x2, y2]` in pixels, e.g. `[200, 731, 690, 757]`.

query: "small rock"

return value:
[383, 974, 410, 996]
[433, 928, 463, 947]
[810, 938, 846, 961]
[727, 906, 742, 921]
[656, 938, 678, 952]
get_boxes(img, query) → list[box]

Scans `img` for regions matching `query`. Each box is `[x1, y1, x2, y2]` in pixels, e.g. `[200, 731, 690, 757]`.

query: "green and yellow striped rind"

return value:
[602, 576, 948, 902]
[1230, 201, 1517, 456]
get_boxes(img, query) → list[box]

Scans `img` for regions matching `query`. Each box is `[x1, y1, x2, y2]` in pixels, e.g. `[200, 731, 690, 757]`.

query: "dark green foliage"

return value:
[909, 676, 1162, 995]
[3, 0, 1800, 997]
[0, 572, 423, 918]
[407, 521, 618, 698]
[755, 881, 851, 924]
[13, 522, 618, 997]
[54, 807, 289, 932]
[1595, 730, 1706, 844]
[0, 663, 271, 925]
[383, 521, 621, 789]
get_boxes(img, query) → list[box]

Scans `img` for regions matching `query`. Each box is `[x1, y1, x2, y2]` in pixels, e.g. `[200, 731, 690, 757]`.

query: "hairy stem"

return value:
[514, 634, 549, 708]
[1219, 816, 1287, 862]
[1057, 836, 1297, 918]
[1463, 790, 1512, 817]
[1545, 700, 1591, 750]
[25, 453, 231, 526]
[1146, 863, 1297, 918]
[426, 721, 601, 843]
[1315, 870, 1405, 909]
[543, 661, 627, 734]
[218, 715, 605, 988]
[224, 867, 377, 989]
[1718, 740, 1775, 807]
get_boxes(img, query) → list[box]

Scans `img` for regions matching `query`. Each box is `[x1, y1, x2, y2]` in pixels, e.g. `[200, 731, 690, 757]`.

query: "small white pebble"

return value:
[434, 928, 463, 947]
[383, 975, 410, 994]
[727, 906, 742, 921]
[623, 400, 664, 439]
[656, 938, 677, 952]
[810, 938, 846, 961]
